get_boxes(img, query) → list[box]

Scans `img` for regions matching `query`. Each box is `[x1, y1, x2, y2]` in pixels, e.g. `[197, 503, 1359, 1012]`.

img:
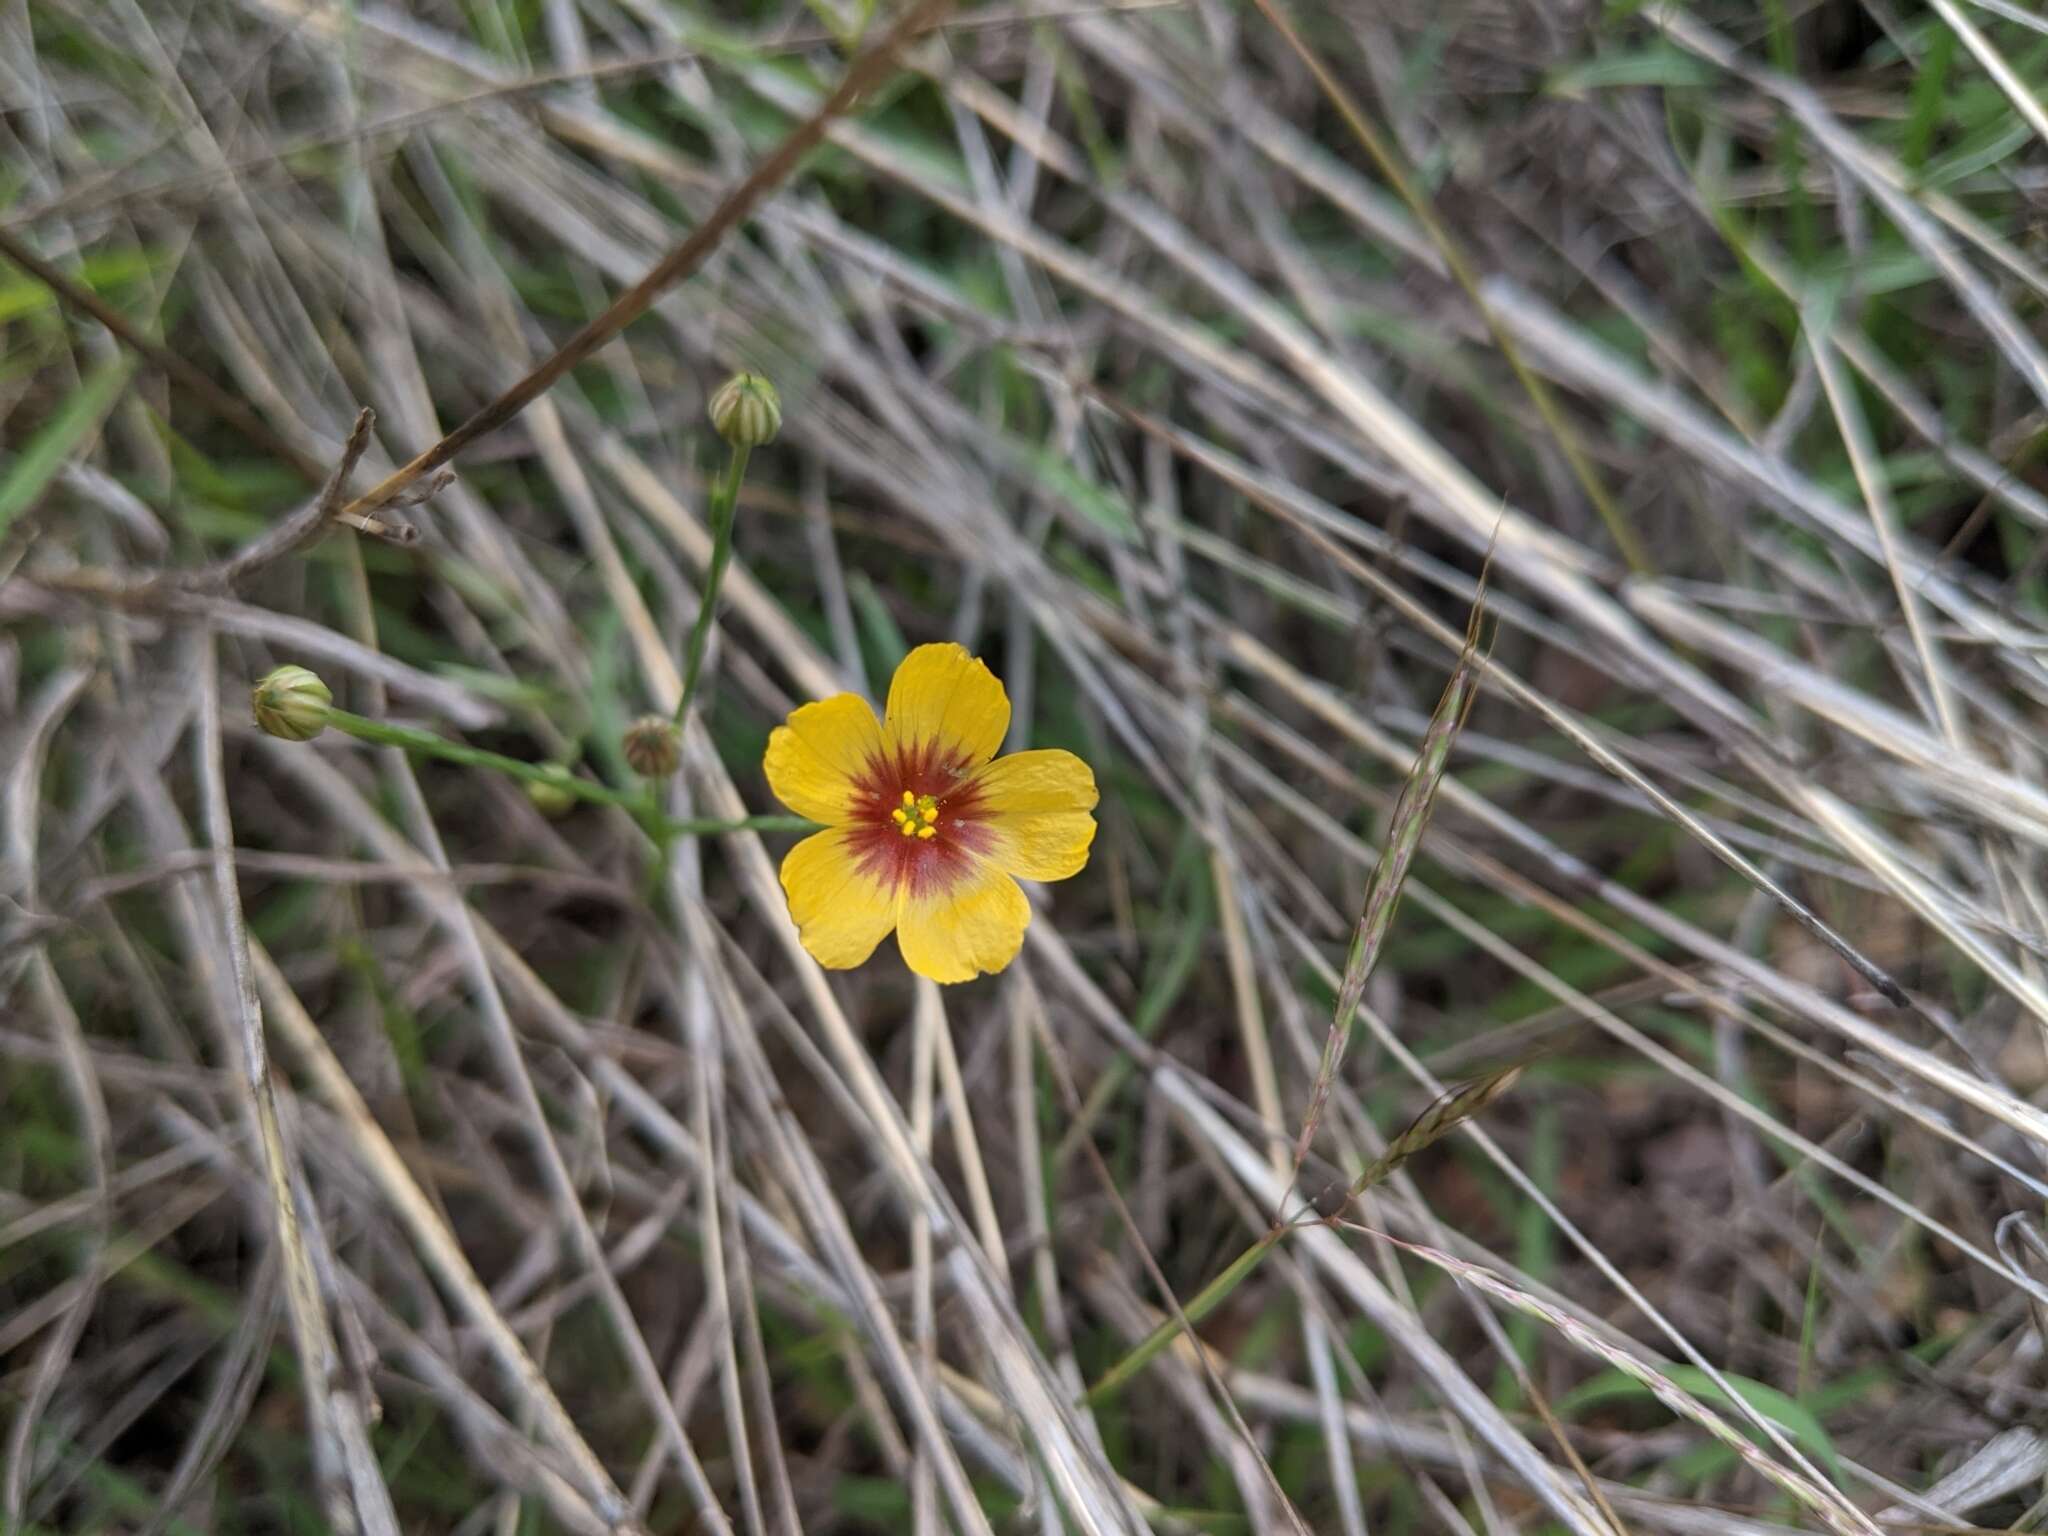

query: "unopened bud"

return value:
[622, 715, 682, 779]
[252, 665, 332, 742]
[708, 372, 781, 448]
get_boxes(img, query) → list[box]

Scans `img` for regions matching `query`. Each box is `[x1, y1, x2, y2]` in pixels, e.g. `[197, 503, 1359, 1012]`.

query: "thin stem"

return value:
[1081, 1225, 1292, 1406]
[316, 707, 811, 838]
[666, 814, 815, 837]
[674, 442, 752, 726]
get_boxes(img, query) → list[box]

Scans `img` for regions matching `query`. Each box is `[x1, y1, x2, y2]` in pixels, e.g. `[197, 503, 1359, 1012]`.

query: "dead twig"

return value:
[208, 409, 409, 576]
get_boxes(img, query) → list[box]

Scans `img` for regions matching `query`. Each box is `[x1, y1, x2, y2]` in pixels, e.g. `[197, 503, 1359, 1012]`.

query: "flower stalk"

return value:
[672, 452, 741, 728]
[328, 707, 805, 836]
[329, 706, 803, 836]
[250, 669, 809, 838]
[674, 374, 778, 729]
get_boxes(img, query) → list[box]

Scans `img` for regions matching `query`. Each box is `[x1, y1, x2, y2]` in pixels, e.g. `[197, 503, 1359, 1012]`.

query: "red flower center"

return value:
[845, 741, 992, 898]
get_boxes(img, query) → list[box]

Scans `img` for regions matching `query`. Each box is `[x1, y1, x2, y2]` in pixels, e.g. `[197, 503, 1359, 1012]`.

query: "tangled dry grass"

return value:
[6, 0, 2048, 1531]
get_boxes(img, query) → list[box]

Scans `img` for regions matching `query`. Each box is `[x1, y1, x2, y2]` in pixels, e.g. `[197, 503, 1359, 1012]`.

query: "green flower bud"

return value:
[622, 715, 683, 779]
[252, 665, 332, 742]
[708, 372, 781, 449]
[526, 764, 579, 819]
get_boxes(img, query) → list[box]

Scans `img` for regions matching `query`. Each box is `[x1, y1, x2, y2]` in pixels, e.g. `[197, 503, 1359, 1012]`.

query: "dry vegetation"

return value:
[5, 0, 2048, 1531]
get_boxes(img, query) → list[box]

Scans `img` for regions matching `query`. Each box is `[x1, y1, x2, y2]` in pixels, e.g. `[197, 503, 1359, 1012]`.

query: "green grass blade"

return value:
[0, 354, 135, 535]
[1556, 1364, 1843, 1483]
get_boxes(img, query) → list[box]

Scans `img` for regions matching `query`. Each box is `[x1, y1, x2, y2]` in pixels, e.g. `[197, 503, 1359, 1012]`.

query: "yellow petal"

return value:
[896, 863, 1030, 984]
[971, 749, 1099, 881]
[764, 693, 885, 823]
[779, 827, 899, 969]
[884, 643, 1009, 771]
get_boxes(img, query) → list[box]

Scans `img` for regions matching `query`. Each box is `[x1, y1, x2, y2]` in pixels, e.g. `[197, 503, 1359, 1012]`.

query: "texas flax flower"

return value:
[765, 643, 1097, 983]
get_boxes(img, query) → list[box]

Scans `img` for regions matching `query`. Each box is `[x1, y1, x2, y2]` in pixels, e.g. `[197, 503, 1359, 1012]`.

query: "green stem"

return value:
[664, 814, 815, 837]
[1082, 1227, 1291, 1407]
[673, 441, 751, 726]
[319, 707, 811, 839]
[1081, 1062, 1525, 1407]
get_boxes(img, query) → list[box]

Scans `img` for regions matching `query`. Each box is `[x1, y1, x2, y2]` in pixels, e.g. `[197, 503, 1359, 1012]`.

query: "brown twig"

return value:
[29, 409, 412, 602]
[209, 409, 390, 585]
[336, 0, 958, 523]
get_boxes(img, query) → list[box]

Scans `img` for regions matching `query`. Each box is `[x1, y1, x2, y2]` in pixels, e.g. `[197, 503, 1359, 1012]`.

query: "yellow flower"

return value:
[764, 643, 1098, 983]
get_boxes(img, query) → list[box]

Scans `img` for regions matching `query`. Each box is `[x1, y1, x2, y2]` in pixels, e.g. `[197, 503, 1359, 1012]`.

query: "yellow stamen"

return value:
[892, 791, 942, 840]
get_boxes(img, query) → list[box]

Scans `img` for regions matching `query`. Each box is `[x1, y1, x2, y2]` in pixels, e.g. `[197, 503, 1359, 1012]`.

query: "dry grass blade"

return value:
[1653, 8, 2048, 411]
[42, 408, 397, 606]
[1115, 393, 1922, 1013]
[0, 224, 327, 484]
[370, 752, 730, 1531]
[193, 644, 397, 1535]
[1025, 983, 1311, 1536]
[1367, 1230, 1880, 1536]
[1242, 0, 1651, 576]
[1802, 322, 1964, 749]
[253, 946, 641, 1533]
[1917, 1, 2048, 152]
[2, 671, 108, 1527]
[129, 1248, 282, 1536]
